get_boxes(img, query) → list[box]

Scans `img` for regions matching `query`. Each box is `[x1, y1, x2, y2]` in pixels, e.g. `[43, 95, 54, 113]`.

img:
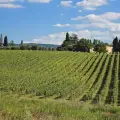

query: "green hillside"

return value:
[1, 50, 120, 120]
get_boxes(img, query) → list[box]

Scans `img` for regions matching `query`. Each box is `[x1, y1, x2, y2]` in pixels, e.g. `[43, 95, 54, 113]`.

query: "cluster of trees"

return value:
[0, 34, 9, 46]
[0, 34, 16, 47]
[57, 32, 107, 53]
[19, 41, 56, 51]
[0, 34, 56, 50]
[113, 36, 120, 52]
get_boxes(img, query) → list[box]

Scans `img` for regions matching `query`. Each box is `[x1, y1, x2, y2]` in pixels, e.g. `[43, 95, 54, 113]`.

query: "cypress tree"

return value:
[21, 40, 23, 45]
[113, 36, 118, 52]
[3, 36, 8, 46]
[0, 34, 3, 46]
[65, 32, 70, 41]
[118, 40, 120, 52]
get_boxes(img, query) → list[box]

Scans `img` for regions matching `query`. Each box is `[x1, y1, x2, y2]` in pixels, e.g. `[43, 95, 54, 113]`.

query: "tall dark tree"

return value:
[61, 32, 70, 48]
[3, 36, 8, 46]
[20, 40, 26, 50]
[65, 32, 70, 41]
[0, 34, 3, 46]
[118, 40, 120, 52]
[21, 40, 23, 45]
[113, 36, 119, 52]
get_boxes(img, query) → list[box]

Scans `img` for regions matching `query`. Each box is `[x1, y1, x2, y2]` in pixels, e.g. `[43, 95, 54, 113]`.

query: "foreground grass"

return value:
[1, 92, 120, 120]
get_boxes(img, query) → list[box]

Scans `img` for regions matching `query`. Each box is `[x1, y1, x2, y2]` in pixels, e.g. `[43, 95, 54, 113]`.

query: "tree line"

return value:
[0, 32, 119, 53]
[0, 34, 57, 50]
[0, 34, 9, 46]
[0, 33, 58, 51]
[57, 32, 109, 53]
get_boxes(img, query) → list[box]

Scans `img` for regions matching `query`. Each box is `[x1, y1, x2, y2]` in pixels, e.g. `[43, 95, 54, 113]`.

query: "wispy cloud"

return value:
[28, 0, 52, 3]
[0, 0, 23, 2]
[60, 0, 73, 7]
[24, 30, 114, 45]
[0, 3, 24, 8]
[70, 12, 120, 39]
[53, 24, 71, 27]
[76, 0, 108, 10]
[0, 0, 52, 8]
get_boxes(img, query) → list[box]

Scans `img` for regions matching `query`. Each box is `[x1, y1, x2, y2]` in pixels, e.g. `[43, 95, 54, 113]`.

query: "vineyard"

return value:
[0, 50, 120, 106]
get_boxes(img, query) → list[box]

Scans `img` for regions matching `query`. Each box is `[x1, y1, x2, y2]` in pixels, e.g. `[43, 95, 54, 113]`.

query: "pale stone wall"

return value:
[90, 48, 94, 52]
[106, 46, 113, 54]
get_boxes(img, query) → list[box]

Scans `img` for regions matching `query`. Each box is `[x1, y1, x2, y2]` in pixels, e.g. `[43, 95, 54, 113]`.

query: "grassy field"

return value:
[0, 50, 120, 120]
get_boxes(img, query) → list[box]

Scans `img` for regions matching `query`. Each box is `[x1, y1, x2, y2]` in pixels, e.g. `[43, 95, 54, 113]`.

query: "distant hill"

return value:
[15, 43, 59, 48]
[40, 44, 59, 48]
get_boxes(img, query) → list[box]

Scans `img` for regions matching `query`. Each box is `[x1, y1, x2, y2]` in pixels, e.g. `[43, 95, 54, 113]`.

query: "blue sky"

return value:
[0, 0, 120, 45]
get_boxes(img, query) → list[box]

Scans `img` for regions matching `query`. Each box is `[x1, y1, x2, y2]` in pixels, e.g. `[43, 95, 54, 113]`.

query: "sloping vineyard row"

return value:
[0, 51, 120, 106]
[80, 53, 108, 102]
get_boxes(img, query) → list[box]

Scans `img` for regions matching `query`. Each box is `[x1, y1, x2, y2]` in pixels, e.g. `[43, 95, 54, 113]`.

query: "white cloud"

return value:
[73, 23, 107, 29]
[60, 0, 72, 7]
[107, 22, 120, 32]
[53, 23, 71, 27]
[0, 0, 52, 8]
[70, 12, 120, 41]
[24, 29, 119, 45]
[71, 12, 120, 31]
[0, 0, 23, 2]
[71, 12, 120, 30]
[0, 0, 52, 4]
[0, 0, 24, 8]
[76, 0, 108, 10]
[25, 32, 66, 45]
[71, 12, 120, 22]
[28, 0, 52, 3]
[0, 3, 24, 8]
[25, 11, 120, 45]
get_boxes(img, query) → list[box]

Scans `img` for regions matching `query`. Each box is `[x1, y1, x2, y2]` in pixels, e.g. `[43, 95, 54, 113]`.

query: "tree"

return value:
[73, 38, 91, 52]
[56, 46, 63, 51]
[118, 40, 120, 52]
[65, 32, 70, 41]
[20, 45, 26, 50]
[61, 33, 78, 49]
[113, 36, 119, 52]
[90, 40, 92, 44]
[31, 44, 38, 50]
[3, 36, 8, 46]
[61, 32, 70, 48]
[93, 39, 97, 45]
[70, 33, 78, 44]
[9, 40, 15, 46]
[94, 44, 107, 53]
[21, 40, 23, 45]
[20, 40, 26, 50]
[0, 34, 3, 46]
